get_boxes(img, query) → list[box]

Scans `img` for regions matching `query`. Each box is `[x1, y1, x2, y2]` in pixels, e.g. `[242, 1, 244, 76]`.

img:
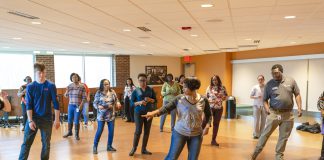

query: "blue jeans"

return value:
[19, 118, 53, 160]
[82, 102, 89, 124]
[21, 103, 28, 127]
[165, 130, 203, 160]
[160, 100, 176, 131]
[68, 104, 81, 124]
[94, 120, 115, 147]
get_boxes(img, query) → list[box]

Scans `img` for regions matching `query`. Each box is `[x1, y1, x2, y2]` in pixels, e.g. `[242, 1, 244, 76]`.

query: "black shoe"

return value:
[141, 149, 152, 155]
[75, 124, 80, 141]
[129, 148, 136, 156]
[211, 140, 219, 146]
[93, 146, 98, 154]
[253, 136, 259, 139]
[107, 146, 117, 152]
[63, 123, 73, 138]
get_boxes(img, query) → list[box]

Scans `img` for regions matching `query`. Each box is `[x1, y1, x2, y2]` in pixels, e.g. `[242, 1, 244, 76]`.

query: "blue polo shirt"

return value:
[130, 86, 157, 115]
[25, 80, 59, 120]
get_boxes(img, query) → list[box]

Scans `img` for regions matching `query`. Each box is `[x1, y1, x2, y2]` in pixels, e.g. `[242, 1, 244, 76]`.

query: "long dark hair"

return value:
[125, 78, 135, 87]
[210, 75, 222, 88]
[178, 74, 185, 83]
[99, 79, 111, 92]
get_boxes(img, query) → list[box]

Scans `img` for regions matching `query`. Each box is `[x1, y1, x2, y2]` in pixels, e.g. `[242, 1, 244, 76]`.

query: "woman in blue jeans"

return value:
[92, 79, 121, 154]
[143, 78, 212, 160]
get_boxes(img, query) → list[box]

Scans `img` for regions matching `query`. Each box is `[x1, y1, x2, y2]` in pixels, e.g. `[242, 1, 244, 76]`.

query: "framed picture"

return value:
[145, 66, 167, 85]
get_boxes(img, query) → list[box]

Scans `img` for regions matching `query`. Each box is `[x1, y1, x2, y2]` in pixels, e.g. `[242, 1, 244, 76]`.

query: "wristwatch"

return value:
[28, 120, 33, 123]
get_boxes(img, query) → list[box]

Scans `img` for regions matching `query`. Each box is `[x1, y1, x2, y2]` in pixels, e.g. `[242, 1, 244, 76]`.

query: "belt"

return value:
[270, 108, 292, 112]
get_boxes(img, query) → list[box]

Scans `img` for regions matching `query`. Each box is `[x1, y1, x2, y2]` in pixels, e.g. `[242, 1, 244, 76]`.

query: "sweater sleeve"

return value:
[51, 84, 59, 110]
[158, 95, 179, 115]
[203, 97, 212, 126]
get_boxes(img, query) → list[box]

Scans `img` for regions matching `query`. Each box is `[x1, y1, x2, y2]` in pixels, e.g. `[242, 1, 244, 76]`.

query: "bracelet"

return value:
[28, 120, 33, 123]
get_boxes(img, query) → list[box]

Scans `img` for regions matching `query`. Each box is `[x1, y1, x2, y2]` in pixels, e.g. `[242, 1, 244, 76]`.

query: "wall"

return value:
[35, 54, 55, 82]
[129, 55, 181, 84]
[181, 52, 232, 96]
[115, 55, 130, 87]
[232, 42, 324, 60]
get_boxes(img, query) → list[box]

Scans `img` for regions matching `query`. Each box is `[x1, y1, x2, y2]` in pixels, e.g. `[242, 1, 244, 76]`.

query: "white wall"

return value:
[232, 55, 324, 112]
[130, 55, 181, 86]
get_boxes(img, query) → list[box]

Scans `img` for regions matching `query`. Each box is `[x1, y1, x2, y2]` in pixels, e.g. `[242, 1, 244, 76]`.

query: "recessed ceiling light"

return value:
[140, 44, 146, 47]
[201, 4, 214, 8]
[191, 34, 198, 37]
[82, 41, 90, 44]
[123, 29, 131, 32]
[245, 38, 252, 41]
[31, 21, 42, 25]
[12, 37, 22, 40]
[284, 16, 296, 19]
[290, 41, 297, 44]
[2, 46, 10, 49]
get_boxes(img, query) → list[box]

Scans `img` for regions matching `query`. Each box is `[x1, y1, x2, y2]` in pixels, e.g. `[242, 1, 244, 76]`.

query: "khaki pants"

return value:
[254, 109, 294, 160]
[253, 106, 267, 137]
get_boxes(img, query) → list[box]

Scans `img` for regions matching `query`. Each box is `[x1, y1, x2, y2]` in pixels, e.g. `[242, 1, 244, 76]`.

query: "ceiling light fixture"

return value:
[123, 29, 131, 32]
[12, 37, 22, 40]
[82, 41, 90, 44]
[31, 21, 42, 25]
[140, 44, 146, 47]
[284, 16, 296, 19]
[245, 38, 252, 41]
[290, 41, 297, 44]
[33, 51, 40, 54]
[201, 4, 214, 8]
[191, 34, 198, 37]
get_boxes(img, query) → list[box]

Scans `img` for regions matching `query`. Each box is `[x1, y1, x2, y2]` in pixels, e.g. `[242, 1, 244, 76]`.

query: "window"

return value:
[0, 53, 34, 89]
[54, 55, 83, 88]
[54, 54, 114, 88]
[84, 56, 113, 88]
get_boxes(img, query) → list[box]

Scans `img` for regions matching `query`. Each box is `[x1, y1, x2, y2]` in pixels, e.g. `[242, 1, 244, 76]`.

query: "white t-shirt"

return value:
[250, 84, 264, 107]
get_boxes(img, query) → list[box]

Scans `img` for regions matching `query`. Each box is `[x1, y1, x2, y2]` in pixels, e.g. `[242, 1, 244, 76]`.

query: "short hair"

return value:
[70, 73, 81, 82]
[183, 78, 201, 91]
[34, 62, 45, 72]
[0, 98, 4, 110]
[257, 75, 264, 80]
[165, 73, 173, 82]
[137, 73, 147, 79]
[271, 64, 283, 73]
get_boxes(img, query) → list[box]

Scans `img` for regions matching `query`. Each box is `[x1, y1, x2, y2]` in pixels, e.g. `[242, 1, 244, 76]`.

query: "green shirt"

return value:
[161, 81, 181, 102]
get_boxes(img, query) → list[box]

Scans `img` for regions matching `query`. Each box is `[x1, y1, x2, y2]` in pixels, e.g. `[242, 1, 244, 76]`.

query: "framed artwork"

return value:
[145, 66, 167, 85]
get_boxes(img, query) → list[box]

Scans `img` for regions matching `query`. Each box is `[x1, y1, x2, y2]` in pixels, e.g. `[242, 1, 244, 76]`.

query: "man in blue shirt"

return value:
[19, 62, 60, 160]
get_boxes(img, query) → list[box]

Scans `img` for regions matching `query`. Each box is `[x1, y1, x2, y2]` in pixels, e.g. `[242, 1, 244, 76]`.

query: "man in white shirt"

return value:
[250, 75, 266, 139]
